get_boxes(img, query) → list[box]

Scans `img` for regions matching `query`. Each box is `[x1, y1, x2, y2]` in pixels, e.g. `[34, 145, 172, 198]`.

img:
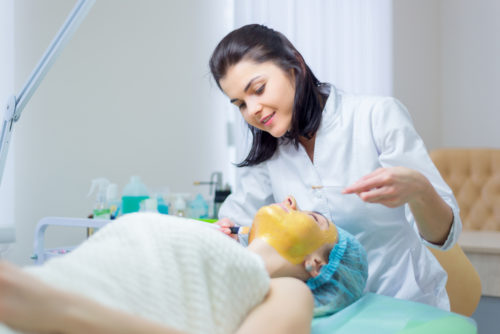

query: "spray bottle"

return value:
[172, 193, 190, 217]
[88, 178, 111, 236]
[188, 193, 209, 219]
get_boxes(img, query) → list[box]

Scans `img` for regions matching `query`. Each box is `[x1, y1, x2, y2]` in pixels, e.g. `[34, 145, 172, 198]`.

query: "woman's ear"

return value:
[303, 254, 326, 278]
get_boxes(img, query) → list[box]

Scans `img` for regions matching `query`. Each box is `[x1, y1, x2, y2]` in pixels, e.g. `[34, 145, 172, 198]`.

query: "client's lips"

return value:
[260, 111, 276, 125]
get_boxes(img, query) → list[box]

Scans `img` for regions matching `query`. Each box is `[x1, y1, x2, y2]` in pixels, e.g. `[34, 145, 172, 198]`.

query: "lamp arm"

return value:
[0, 0, 96, 245]
[14, 0, 96, 119]
[0, 0, 95, 187]
[0, 96, 16, 187]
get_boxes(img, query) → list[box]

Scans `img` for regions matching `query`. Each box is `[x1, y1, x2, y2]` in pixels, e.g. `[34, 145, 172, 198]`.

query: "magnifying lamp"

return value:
[0, 0, 96, 244]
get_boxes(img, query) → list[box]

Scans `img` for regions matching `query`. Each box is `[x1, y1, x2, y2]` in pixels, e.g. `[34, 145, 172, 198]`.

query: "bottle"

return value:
[121, 176, 149, 214]
[172, 193, 189, 217]
[87, 178, 111, 236]
[188, 193, 209, 219]
[107, 183, 121, 219]
[156, 194, 169, 214]
[151, 187, 170, 214]
[140, 198, 158, 212]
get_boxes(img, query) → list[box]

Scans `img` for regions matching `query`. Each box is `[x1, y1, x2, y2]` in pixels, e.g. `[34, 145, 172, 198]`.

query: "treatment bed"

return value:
[27, 215, 478, 334]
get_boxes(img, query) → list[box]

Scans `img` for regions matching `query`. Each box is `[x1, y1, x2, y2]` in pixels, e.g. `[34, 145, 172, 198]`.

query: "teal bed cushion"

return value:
[311, 293, 476, 334]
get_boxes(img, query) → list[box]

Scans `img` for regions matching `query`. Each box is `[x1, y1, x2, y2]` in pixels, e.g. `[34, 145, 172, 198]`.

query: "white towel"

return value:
[0, 213, 270, 334]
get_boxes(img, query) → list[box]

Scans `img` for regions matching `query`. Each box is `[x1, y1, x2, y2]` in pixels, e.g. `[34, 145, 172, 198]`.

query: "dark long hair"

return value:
[209, 24, 328, 167]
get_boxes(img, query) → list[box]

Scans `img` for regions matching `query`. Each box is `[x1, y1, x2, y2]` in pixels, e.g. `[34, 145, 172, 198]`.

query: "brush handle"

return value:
[229, 226, 250, 235]
[229, 226, 240, 234]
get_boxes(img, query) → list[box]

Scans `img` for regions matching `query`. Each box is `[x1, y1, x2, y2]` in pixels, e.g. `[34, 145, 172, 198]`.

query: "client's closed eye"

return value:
[309, 213, 319, 222]
[307, 211, 329, 230]
[312, 211, 330, 229]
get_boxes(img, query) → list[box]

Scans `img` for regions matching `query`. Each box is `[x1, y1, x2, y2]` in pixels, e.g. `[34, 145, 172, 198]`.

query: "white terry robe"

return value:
[0, 213, 270, 334]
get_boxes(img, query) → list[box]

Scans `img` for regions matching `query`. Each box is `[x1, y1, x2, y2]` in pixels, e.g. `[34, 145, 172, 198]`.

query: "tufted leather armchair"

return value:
[425, 148, 500, 316]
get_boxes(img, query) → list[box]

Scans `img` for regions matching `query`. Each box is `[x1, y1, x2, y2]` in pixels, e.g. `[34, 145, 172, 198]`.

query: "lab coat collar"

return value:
[318, 83, 341, 131]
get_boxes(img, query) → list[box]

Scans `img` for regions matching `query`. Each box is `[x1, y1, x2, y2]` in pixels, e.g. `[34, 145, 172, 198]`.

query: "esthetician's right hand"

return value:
[216, 218, 238, 241]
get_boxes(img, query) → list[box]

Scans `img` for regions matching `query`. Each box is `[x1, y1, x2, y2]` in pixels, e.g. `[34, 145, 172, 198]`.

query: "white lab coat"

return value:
[219, 85, 462, 310]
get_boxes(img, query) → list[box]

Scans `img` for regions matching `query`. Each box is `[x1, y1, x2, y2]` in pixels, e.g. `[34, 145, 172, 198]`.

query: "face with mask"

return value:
[247, 195, 368, 317]
[249, 196, 338, 265]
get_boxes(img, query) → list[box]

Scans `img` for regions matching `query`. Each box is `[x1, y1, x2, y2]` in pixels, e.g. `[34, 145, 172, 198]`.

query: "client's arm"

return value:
[236, 277, 314, 334]
[0, 262, 313, 334]
[0, 261, 186, 334]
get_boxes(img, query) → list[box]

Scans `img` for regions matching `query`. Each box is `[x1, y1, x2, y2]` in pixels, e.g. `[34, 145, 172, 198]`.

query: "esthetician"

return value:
[210, 24, 462, 310]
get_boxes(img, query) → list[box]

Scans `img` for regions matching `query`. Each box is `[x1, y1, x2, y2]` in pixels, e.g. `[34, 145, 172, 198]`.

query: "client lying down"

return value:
[0, 196, 367, 334]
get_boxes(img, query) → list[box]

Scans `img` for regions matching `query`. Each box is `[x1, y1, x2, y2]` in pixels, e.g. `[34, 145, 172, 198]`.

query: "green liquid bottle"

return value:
[121, 176, 149, 214]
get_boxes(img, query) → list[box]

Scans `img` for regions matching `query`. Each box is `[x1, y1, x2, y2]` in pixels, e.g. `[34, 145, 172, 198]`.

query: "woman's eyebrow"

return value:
[229, 76, 262, 103]
[244, 76, 261, 92]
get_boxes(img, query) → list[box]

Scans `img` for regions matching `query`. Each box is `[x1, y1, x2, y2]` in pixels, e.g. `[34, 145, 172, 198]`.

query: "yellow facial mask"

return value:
[249, 205, 338, 264]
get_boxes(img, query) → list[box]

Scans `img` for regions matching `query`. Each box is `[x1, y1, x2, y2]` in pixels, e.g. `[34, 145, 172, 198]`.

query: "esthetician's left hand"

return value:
[342, 167, 430, 208]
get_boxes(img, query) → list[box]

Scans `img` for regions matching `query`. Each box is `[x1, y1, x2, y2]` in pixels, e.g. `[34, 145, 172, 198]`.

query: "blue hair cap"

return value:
[306, 226, 368, 317]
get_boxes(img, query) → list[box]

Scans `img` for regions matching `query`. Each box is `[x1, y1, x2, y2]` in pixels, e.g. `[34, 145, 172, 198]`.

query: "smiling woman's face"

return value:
[249, 196, 338, 264]
[219, 60, 295, 138]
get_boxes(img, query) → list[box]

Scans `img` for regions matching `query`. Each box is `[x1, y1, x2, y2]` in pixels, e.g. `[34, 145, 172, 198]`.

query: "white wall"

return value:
[393, 0, 441, 150]
[440, 0, 500, 148]
[8, 0, 233, 265]
[0, 0, 15, 253]
[393, 0, 500, 150]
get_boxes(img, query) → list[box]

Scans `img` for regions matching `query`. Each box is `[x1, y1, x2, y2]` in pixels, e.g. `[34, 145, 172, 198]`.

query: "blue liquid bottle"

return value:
[121, 176, 149, 214]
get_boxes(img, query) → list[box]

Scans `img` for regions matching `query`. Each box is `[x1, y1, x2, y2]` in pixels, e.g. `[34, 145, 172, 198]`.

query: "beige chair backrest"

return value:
[428, 244, 481, 316]
[427, 148, 498, 316]
[430, 148, 500, 231]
